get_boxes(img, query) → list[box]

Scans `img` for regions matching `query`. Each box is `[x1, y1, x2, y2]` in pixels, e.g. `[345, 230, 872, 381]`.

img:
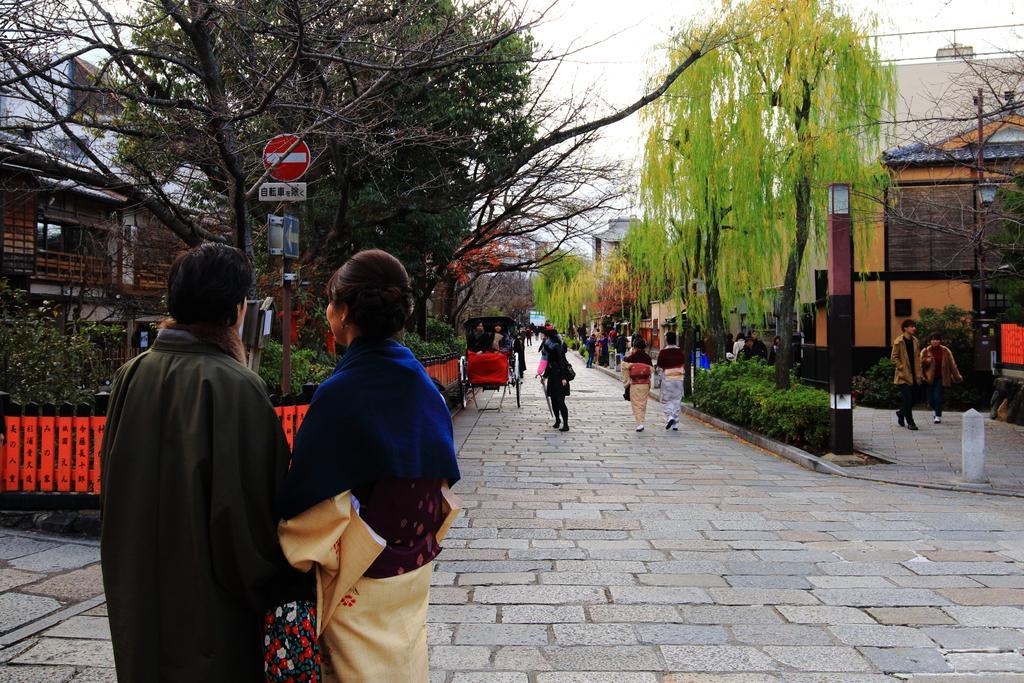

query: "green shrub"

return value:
[852, 358, 900, 408]
[693, 360, 830, 452]
[0, 281, 124, 404]
[257, 340, 334, 394]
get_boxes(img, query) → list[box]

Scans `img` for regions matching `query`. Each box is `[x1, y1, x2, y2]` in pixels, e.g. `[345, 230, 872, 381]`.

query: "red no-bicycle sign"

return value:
[262, 134, 310, 182]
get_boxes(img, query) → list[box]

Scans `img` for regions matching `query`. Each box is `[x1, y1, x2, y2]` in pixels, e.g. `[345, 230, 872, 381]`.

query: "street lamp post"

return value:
[976, 182, 998, 372]
[828, 183, 853, 455]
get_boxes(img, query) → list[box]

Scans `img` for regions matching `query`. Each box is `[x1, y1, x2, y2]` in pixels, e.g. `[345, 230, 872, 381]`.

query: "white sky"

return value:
[524, 0, 1023, 177]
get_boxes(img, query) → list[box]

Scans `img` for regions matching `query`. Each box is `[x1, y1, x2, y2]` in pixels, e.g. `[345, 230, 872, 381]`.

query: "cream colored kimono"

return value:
[278, 485, 461, 682]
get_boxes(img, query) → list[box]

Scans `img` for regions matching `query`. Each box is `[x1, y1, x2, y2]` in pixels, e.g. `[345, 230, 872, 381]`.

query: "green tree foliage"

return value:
[635, 0, 895, 387]
[0, 281, 124, 404]
[993, 175, 1024, 322]
[532, 253, 593, 330]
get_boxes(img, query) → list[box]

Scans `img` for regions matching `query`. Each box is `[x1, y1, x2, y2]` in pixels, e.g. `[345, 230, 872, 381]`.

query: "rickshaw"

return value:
[459, 316, 522, 410]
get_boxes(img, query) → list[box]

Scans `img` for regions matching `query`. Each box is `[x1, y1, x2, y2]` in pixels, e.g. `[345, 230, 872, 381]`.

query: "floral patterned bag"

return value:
[263, 600, 322, 682]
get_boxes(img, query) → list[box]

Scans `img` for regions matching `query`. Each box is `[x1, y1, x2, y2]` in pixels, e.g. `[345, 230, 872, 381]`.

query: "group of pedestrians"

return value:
[729, 331, 780, 363]
[100, 245, 461, 681]
[890, 318, 962, 430]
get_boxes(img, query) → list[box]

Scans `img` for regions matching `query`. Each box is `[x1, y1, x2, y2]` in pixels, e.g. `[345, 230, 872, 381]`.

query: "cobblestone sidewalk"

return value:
[2, 348, 1024, 680]
[854, 405, 1024, 493]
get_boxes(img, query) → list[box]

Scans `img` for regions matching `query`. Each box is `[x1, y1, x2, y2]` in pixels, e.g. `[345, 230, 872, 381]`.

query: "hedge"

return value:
[693, 360, 830, 452]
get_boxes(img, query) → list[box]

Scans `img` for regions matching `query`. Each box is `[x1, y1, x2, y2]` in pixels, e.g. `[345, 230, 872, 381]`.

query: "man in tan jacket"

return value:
[890, 319, 924, 430]
[920, 332, 963, 424]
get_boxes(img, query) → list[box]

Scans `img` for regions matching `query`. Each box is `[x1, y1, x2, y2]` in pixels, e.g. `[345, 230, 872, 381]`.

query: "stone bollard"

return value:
[961, 409, 986, 484]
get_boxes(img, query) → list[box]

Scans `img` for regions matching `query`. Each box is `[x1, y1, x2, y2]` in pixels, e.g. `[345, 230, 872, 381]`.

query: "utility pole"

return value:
[974, 88, 987, 320]
[827, 183, 853, 455]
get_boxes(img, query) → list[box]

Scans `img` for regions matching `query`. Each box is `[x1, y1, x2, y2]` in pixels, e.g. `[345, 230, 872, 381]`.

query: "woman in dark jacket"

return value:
[541, 328, 571, 432]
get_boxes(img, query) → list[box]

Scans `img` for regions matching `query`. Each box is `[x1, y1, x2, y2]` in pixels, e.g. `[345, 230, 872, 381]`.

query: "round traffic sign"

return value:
[262, 134, 310, 182]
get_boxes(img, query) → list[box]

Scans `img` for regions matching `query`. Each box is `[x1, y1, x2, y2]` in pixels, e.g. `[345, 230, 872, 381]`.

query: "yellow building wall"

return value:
[889, 280, 973, 340]
[854, 280, 887, 348]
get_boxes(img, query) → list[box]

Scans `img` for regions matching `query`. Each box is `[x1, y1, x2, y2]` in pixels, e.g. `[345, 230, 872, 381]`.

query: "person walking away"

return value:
[615, 331, 629, 372]
[731, 333, 746, 361]
[622, 338, 654, 432]
[525, 326, 533, 347]
[542, 327, 571, 431]
[278, 250, 462, 682]
[585, 333, 597, 368]
[656, 331, 686, 430]
[768, 335, 782, 364]
[920, 332, 962, 424]
[100, 244, 306, 681]
[891, 318, 924, 431]
[751, 331, 769, 360]
[597, 332, 609, 367]
[514, 333, 527, 378]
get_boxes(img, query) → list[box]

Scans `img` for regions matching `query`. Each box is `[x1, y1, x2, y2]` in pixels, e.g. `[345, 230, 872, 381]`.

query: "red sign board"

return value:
[262, 134, 310, 182]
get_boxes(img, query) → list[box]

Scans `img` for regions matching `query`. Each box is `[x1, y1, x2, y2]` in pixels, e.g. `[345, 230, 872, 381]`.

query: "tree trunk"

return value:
[682, 322, 695, 398]
[703, 220, 727, 361]
[775, 173, 812, 389]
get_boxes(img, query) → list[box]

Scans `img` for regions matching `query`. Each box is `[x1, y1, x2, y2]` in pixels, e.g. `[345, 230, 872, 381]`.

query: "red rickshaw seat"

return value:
[467, 352, 509, 385]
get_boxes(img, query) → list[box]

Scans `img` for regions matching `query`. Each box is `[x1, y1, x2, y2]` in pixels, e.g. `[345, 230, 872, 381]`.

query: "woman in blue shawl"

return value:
[277, 250, 461, 682]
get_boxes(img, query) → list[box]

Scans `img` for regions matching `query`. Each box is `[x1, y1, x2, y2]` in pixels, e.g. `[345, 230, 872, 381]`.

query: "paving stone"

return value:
[907, 562, 1022, 576]
[946, 652, 1024, 672]
[637, 574, 728, 588]
[428, 623, 454, 645]
[923, 627, 1024, 650]
[903, 676, 1024, 683]
[0, 536, 60, 560]
[455, 624, 548, 646]
[726, 561, 817, 576]
[725, 575, 811, 589]
[635, 624, 728, 645]
[609, 586, 710, 605]
[428, 646, 493, 670]
[552, 624, 637, 645]
[43, 616, 110, 640]
[778, 606, 876, 624]
[731, 624, 833, 646]
[492, 646, 551, 671]
[708, 588, 819, 605]
[828, 624, 937, 647]
[890, 575, 983, 588]
[813, 589, 950, 607]
[943, 606, 1024, 627]
[543, 646, 663, 671]
[587, 605, 681, 623]
[502, 606, 586, 623]
[662, 675, 778, 683]
[474, 585, 606, 605]
[865, 607, 956, 625]
[0, 594, 62, 633]
[754, 550, 839, 563]
[0, 568, 44, 592]
[681, 605, 784, 624]
[808, 576, 894, 589]
[11, 638, 114, 667]
[859, 647, 952, 674]
[937, 588, 1024, 605]
[458, 573, 537, 586]
[763, 646, 872, 672]
[428, 605, 497, 623]
[0, 666, 75, 682]
[9, 544, 99, 573]
[536, 674, 657, 683]
[660, 645, 777, 672]
[820, 562, 913, 576]
[538, 572, 636, 585]
[68, 669, 118, 682]
[451, 673, 529, 683]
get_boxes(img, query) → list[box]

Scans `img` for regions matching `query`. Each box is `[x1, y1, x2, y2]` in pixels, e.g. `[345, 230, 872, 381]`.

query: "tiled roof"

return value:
[595, 219, 633, 243]
[883, 142, 1024, 166]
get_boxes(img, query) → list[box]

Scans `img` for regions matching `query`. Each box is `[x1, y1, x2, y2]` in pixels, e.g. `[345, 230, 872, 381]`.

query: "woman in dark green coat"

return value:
[100, 243, 303, 681]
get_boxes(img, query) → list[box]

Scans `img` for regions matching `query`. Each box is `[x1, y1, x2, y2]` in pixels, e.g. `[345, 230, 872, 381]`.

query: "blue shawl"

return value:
[277, 337, 460, 520]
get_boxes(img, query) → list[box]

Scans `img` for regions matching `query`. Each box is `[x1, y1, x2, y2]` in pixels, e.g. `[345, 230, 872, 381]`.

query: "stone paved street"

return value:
[3, 347, 1024, 680]
[854, 406, 1024, 493]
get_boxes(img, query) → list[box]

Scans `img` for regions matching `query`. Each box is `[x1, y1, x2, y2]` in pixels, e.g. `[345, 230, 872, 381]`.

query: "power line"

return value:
[871, 22, 1024, 39]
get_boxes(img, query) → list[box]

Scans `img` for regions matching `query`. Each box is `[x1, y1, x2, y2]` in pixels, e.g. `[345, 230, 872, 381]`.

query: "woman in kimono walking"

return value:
[277, 250, 461, 683]
[655, 331, 686, 430]
[622, 338, 654, 432]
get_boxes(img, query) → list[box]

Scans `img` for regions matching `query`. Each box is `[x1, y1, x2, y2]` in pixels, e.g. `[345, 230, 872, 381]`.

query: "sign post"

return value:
[261, 134, 310, 395]
[828, 183, 853, 455]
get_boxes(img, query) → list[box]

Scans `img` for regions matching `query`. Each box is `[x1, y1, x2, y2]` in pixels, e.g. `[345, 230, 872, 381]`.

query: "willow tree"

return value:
[638, 0, 893, 388]
[533, 253, 594, 330]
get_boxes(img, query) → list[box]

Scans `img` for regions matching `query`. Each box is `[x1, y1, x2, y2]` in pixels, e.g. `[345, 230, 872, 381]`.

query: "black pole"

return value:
[828, 184, 853, 455]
